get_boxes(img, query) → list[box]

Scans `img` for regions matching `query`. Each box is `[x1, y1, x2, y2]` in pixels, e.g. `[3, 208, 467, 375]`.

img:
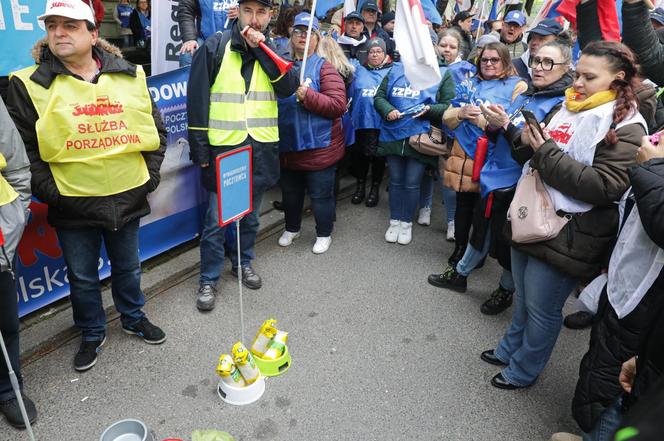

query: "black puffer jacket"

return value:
[571, 158, 664, 432]
[622, 1, 664, 87]
[6, 39, 166, 231]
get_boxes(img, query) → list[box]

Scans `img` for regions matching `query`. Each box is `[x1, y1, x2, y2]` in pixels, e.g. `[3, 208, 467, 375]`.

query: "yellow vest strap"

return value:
[247, 117, 278, 128]
[247, 91, 276, 101]
[211, 93, 245, 103]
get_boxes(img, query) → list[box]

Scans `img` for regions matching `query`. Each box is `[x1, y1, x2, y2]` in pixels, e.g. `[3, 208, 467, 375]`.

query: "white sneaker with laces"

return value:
[417, 207, 432, 226]
[312, 236, 332, 254]
[385, 220, 401, 243]
[398, 222, 412, 245]
[278, 230, 300, 247]
[446, 221, 455, 242]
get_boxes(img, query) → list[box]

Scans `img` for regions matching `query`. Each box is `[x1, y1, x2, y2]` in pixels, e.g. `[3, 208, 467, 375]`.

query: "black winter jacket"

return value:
[7, 40, 166, 231]
[622, 2, 664, 87]
[571, 159, 664, 432]
[186, 23, 299, 192]
[178, 0, 200, 44]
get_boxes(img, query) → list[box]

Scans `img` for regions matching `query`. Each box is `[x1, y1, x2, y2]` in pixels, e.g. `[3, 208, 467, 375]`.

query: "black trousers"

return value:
[350, 129, 385, 184]
[454, 192, 480, 250]
[0, 263, 21, 401]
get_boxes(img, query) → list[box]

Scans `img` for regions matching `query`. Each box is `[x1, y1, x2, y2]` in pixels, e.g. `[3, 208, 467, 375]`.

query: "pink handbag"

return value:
[508, 168, 571, 244]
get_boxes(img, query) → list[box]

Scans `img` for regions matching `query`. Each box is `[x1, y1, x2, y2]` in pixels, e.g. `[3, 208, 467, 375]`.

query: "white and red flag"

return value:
[394, 0, 441, 90]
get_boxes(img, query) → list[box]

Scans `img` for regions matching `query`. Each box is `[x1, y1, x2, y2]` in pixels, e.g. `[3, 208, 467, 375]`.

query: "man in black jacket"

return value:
[337, 11, 370, 65]
[7, 0, 167, 372]
[360, 1, 395, 57]
[187, 0, 298, 311]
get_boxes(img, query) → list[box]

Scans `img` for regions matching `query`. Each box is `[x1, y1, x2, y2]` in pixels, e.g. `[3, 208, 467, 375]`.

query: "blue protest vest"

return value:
[479, 92, 564, 197]
[117, 4, 133, 28]
[278, 54, 333, 152]
[351, 65, 390, 130]
[200, 0, 234, 39]
[448, 60, 476, 86]
[379, 63, 448, 142]
[452, 76, 523, 159]
[343, 111, 355, 146]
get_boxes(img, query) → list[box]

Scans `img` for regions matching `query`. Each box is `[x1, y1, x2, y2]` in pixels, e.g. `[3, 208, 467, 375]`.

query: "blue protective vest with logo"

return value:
[200, 0, 234, 39]
[117, 4, 132, 28]
[278, 55, 332, 152]
[379, 63, 448, 142]
[448, 61, 476, 86]
[452, 76, 523, 159]
[351, 65, 390, 130]
[479, 92, 564, 197]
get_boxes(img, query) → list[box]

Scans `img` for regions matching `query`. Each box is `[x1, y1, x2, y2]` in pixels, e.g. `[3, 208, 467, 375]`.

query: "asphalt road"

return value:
[5, 192, 589, 441]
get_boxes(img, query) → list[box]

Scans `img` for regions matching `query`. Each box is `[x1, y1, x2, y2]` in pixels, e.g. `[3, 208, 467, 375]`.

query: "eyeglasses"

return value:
[292, 28, 313, 37]
[368, 49, 384, 55]
[480, 57, 501, 65]
[529, 56, 566, 71]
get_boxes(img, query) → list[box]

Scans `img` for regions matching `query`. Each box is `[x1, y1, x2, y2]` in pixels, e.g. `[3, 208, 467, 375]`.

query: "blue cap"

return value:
[529, 18, 563, 36]
[651, 8, 664, 25]
[293, 12, 319, 31]
[504, 10, 526, 26]
[345, 11, 365, 23]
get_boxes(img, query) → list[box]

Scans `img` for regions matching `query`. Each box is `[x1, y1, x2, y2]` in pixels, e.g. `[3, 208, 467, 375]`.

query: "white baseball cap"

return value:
[38, 0, 96, 26]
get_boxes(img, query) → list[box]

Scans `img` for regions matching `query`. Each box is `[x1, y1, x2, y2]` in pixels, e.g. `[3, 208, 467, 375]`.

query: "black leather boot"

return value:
[448, 244, 467, 267]
[365, 182, 380, 207]
[351, 179, 366, 204]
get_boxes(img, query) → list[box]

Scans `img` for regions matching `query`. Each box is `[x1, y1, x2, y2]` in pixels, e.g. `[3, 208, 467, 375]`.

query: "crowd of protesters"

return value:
[2, 0, 664, 439]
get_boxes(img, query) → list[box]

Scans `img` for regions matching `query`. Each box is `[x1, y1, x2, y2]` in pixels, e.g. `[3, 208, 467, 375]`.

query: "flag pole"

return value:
[474, 0, 488, 43]
[299, 0, 319, 84]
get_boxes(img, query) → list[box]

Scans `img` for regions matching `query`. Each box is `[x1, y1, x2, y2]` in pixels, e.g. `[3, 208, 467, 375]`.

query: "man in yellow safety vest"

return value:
[187, 0, 298, 311]
[7, 0, 167, 372]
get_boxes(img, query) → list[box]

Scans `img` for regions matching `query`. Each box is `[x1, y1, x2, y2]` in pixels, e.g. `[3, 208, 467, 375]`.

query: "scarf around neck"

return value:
[564, 88, 617, 112]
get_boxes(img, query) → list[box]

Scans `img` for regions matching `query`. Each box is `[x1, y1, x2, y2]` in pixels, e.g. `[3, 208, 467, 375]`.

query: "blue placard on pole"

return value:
[216, 146, 253, 227]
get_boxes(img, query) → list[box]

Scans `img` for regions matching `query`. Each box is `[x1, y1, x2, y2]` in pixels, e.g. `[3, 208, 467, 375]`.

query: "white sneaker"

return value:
[312, 236, 332, 254]
[278, 230, 300, 247]
[397, 222, 412, 245]
[385, 219, 400, 243]
[446, 221, 455, 242]
[417, 207, 432, 226]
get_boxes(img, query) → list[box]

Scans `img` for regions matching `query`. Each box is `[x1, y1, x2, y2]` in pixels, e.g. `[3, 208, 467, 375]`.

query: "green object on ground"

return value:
[254, 345, 292, 377]
[614, 427, 640, 441]
[192, 430, 235, 441]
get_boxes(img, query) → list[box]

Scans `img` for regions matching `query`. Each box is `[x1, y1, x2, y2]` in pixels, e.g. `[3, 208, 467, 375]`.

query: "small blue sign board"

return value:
[215, 146, 253, 227]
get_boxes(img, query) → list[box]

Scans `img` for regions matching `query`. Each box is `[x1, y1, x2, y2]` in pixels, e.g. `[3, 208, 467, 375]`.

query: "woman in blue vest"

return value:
[113, 0, 134, 48]
[429, 42, 527, 276]
[419, 29, 477, 236]
[277, 13, 348, 254]
[429, 41, 574, 316]
[349, 37, 392, 208]
[129, 0, 151, 49]
[374, 55, 456, 245]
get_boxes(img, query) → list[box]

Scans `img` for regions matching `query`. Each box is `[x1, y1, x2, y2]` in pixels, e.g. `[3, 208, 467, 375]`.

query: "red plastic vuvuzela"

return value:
[0, 227, 4, 247]
[242, 27, 293, 75]
[472, 135, 489, 183]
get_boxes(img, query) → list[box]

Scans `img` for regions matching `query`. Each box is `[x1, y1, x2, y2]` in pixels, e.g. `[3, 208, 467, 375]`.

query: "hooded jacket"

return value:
[6, 39, 166, 231]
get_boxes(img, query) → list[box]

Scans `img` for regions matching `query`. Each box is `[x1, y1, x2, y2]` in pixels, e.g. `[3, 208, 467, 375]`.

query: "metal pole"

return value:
[236, 220, 245, 344]
[0, 330, 35, 441]
[299, 0, 319, 83]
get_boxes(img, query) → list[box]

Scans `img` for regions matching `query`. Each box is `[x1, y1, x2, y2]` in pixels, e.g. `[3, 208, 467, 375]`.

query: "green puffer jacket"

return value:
[373, 63, 455, 168]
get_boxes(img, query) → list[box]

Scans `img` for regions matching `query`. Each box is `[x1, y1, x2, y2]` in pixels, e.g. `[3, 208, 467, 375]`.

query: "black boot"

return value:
[427, 266, 467, 292]
[448, 244, 467, 267]
[351, 180, 366, 204]
[365, 182, 380, 207]
[480, 286, 514, 315]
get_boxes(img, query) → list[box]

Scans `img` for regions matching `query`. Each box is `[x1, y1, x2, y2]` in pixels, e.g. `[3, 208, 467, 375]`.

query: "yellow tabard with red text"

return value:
[10, 65, 159, 197]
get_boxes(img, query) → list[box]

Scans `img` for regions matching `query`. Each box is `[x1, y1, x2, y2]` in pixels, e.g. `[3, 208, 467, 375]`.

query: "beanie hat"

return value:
[367, 37, 387, 53]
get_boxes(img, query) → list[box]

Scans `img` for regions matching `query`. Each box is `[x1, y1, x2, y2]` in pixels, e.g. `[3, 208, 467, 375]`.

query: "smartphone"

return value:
[521, 109, 545, 137]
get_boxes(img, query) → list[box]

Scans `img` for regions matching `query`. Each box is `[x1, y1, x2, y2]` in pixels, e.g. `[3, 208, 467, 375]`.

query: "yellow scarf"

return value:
[565, 88, 617, 112]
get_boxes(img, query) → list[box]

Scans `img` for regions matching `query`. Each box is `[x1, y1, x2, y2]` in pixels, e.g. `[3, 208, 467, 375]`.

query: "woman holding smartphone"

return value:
[483, 41, 649, 391]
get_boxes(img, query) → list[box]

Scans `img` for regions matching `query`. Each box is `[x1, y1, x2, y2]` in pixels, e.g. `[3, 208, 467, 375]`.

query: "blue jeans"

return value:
[199, 191, 264, 286]
[456, 231, 515, 292]
[179, 37, 204, 67]
[582, 398, 623, 441]
[0, 262, 21, 401]
[281, 165, 337, 237]
[494, 248, 578, 386]
[56, 219, 145, 341]
[386, 156, 426, 222]
[419, 173, 434, 209]
[441, 185, 456, 223]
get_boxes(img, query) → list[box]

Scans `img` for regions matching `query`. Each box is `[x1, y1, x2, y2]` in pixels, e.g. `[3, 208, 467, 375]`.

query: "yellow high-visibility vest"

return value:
[0, 153, 19, 206]
[208, 41, 279, 146]
[10, 65, 160, 197]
